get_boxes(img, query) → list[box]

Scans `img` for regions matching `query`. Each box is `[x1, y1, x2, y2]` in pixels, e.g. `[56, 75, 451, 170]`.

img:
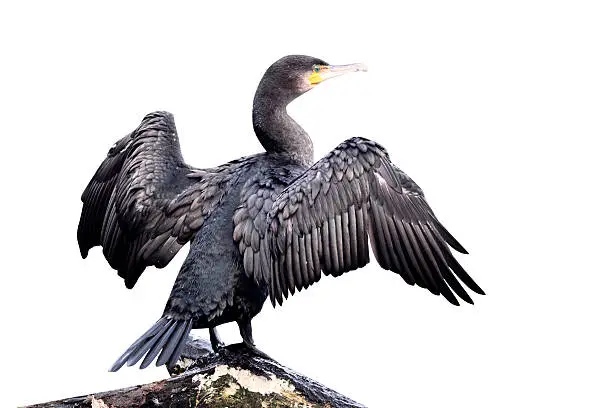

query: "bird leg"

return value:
[209, 327, 225, 352]
[237, 319, 271, 359]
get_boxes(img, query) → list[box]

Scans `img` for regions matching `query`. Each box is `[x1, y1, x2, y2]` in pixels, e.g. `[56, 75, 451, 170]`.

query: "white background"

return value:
[1, 1, 611, 407]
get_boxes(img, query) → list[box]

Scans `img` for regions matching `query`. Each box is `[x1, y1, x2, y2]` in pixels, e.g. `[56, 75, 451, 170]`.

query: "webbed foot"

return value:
[223, 341, 273, 360]
[241, 341, 272, 359]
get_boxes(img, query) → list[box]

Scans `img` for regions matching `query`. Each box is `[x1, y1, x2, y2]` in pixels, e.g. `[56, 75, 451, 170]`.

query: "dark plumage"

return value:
[77, 55, 484, 371]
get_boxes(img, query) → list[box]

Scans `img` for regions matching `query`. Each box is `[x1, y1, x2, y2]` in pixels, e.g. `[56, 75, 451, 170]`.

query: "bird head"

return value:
[258, 55, 368, 102]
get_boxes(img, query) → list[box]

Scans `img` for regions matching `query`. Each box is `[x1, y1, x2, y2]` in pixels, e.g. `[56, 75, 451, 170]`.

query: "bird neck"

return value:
[252, 89, 314, 166]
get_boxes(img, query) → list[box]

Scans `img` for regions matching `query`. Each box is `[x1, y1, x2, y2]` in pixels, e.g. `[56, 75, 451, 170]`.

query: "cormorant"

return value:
[77, 55, 484, 372]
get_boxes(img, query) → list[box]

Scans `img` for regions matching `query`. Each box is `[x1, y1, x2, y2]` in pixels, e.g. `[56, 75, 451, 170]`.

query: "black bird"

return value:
[78, 55, 484, 371]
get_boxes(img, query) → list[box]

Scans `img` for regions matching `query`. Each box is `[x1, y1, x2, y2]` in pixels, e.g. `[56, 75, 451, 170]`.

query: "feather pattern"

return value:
[78, 111, 253, 288]
[109, 317, 193, 371]
[263, 137, 483, 306]
[232, 163, 300, 285]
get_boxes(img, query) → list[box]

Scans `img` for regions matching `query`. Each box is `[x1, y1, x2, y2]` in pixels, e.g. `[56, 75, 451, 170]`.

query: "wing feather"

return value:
[264, 137, 483, 306]
[78, 111, 250, 287]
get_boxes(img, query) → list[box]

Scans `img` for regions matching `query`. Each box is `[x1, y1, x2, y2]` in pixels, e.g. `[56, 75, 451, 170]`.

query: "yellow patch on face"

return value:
[309, 72, 323, 85]
[308, 65, 330, 85]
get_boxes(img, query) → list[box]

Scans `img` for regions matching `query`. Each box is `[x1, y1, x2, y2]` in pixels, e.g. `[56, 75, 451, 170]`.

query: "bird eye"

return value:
[313, 65, 320, 73]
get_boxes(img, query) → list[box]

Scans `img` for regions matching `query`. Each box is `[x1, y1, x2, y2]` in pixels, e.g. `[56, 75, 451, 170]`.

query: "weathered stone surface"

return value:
[24, 337, 366, 408]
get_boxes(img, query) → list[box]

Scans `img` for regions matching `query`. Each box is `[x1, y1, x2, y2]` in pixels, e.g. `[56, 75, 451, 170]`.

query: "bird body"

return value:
[77, 55, 484, 371]
[163, 153, 303, 328]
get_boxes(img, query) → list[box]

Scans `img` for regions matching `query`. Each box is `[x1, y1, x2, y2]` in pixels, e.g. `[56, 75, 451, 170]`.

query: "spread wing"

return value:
[78, 111, 248, 288]
[264, 137, 484, 306]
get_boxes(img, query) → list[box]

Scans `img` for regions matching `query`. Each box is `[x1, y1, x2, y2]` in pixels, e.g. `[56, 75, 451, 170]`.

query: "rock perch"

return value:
[23, 336, 366, 408]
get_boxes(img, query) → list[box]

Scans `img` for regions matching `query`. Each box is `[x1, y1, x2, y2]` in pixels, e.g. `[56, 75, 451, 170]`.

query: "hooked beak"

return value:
[309, 62, 368, 85]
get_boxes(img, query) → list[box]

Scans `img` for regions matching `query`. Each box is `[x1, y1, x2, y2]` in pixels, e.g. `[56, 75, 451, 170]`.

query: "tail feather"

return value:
[109, 317, 193, 372]
[126, 319, 173, 367]
[109, 318, 167, 372]
[167, 319, 193, 368]
[157, 319, 189, 367]
[141, 320, 178, 368]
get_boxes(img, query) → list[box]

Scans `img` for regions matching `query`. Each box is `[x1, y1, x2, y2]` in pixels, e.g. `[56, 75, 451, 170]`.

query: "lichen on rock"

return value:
[191, 365, 314, 407]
